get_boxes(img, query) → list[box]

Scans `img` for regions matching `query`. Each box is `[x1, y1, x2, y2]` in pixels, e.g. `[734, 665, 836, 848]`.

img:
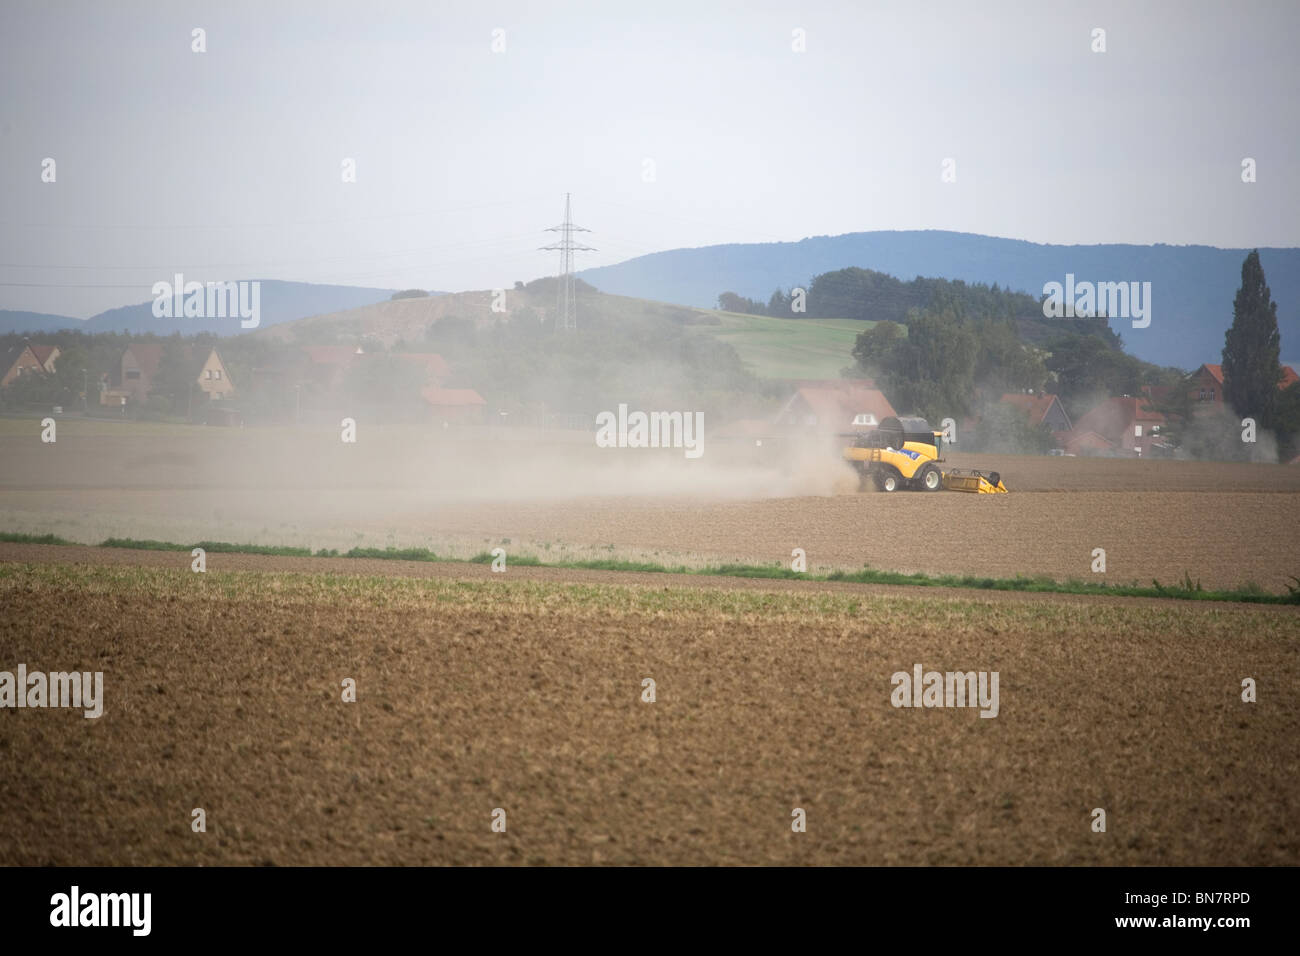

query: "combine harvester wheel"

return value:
[917, 463, 943, 491]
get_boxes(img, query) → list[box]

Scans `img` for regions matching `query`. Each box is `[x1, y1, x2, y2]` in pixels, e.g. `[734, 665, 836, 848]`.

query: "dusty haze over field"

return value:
[4, 423, 1299, 588]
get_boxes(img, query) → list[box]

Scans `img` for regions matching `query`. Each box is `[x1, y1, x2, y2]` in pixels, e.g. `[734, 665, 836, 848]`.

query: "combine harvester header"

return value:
[842, 416, 1008, 493]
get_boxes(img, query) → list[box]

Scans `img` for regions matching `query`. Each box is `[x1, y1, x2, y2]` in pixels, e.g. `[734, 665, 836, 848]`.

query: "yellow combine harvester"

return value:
[842, 416, 1008, 493]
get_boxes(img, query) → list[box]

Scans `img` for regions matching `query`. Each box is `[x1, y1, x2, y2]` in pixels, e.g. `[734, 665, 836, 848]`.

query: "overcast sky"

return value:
[1, 0, 1297, 318]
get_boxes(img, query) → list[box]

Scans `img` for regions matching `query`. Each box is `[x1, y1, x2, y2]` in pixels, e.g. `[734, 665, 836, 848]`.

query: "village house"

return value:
[954, 390, 1071, 450]
[1072, 395, 1168, 457]
[0, 343, 59, 386]
[775, 379, 898, 432]
[997, 392, 1072, 433]
[1188, 364, 1224, 406]
[244, 345, 361, 396]
[1187, 363, 1299, 408]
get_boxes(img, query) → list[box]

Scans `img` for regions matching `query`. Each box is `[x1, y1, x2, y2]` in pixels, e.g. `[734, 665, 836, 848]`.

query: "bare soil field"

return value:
[1, 555, 1296, 866]
[2, 423, 1299, 591]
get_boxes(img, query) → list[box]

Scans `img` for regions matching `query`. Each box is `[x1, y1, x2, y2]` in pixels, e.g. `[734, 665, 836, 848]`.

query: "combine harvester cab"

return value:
[842, 416, 1008, 493]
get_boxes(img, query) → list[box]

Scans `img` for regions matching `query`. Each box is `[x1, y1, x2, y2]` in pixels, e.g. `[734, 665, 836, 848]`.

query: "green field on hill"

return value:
[689, 310, 876, 380]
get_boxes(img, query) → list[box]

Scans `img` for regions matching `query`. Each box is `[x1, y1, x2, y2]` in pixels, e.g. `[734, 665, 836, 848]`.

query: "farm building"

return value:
[1, 343, 59, 386]
[776, 379, 897, 432]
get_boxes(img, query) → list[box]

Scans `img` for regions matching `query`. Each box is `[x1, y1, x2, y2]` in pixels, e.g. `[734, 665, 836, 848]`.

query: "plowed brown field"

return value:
[1, 551, 1297, 866]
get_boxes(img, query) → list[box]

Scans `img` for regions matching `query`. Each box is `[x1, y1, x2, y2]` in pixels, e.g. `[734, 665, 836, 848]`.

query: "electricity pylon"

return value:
[540, 193, 595, 331]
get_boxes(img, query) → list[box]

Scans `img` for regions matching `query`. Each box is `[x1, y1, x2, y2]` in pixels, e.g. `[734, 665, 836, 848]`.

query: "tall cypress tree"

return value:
[1222, 250, 1282, 426]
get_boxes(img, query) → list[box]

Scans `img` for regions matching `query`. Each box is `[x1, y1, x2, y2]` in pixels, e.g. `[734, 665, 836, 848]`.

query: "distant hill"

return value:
[577, 231, 1300, 369]
[255, 278, 698, 346]
[0, 281, 411, 337]
[0, 310, 83, 334]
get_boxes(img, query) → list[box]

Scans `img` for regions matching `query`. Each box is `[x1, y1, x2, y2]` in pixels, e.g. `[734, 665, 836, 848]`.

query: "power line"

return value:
[0, 231, 542, 273]
[0, 196, 551, 232]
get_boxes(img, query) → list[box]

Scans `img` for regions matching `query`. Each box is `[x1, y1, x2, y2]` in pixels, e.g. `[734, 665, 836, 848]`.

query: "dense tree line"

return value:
[721, 267, 1045, 324]
[850, 306, 1187, 436]
[722, 266, 1122, 359]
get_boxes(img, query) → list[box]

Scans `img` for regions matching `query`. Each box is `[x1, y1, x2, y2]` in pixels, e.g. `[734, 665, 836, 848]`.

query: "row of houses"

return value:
[762, 361, 1299, 457]
[0, 342, 489, 422]
[99, 344, 236, 406]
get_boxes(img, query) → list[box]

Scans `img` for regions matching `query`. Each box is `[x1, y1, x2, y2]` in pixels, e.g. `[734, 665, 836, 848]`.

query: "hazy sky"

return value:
[1, 0, 1297, 317]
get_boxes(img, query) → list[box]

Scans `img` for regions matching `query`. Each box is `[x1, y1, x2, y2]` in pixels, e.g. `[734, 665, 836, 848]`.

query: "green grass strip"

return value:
[2, 532, 1293, 605]
[0, 531, 76, 545]
[100, 537, 314, 557]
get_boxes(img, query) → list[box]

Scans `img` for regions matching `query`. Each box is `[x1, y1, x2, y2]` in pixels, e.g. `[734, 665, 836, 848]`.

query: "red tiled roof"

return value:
[125, 343, 168, 378]
[999, 393, 1059, 427]
[28, 345, 58, 368]
[1196, 362, 1295, 389]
